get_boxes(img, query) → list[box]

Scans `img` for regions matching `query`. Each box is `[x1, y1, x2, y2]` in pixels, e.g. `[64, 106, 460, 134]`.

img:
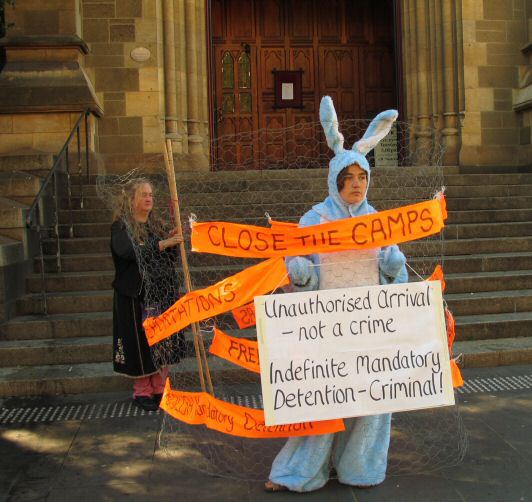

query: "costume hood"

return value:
[312, 96, 398, 220]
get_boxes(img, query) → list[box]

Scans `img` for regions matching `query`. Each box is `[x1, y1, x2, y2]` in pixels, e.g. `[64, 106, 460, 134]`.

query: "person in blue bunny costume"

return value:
[265, 96, 408, 492]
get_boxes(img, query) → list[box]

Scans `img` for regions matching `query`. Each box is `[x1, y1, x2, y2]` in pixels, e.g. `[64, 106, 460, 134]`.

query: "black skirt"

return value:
[112, 291, 159, 377]
[113, 291, 186, 378]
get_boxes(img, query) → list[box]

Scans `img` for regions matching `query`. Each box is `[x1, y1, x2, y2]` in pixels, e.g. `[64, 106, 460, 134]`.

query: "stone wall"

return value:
[6, 0, 81, 37]
[1, 1, 529, 168]
[81, 0, 164, 158]
[461, 0, 530, 165]
[80, 0, 210, 172]
[0, 1, 99, 156]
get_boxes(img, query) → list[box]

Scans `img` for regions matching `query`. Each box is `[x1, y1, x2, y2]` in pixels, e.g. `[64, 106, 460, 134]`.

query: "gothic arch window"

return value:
[221, 51, 234, 89]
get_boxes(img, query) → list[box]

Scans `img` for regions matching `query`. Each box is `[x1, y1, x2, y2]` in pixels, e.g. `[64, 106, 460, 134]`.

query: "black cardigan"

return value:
[110, 220, 144, 298]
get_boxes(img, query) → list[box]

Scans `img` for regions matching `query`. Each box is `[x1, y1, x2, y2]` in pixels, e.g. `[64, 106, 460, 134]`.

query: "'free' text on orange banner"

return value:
[191, 195, 447, 258]
[143, 257, 289, 346]
[209, 327, 260, 373]
[160, 380, 345, 438]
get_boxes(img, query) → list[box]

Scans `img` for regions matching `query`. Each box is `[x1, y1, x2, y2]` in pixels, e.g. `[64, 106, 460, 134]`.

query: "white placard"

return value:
[255, 281, 454, 426]
[374, 123, 398, 167]
[281, 83, 294, 101]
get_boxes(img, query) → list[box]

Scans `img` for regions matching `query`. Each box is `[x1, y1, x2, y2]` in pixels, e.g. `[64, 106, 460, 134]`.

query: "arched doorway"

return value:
[209, 0, 399, 169]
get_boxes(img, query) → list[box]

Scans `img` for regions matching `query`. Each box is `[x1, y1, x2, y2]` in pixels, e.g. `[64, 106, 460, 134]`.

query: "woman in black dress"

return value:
[111, 178, 183, 411]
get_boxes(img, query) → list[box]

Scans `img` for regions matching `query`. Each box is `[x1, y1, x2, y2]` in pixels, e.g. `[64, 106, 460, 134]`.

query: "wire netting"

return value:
[97, 118, 467, 483]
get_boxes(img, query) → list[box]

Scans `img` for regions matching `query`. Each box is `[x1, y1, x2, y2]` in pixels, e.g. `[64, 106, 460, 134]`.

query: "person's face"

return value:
[133, 183, 153, 214]
[338, 164, 368, 205]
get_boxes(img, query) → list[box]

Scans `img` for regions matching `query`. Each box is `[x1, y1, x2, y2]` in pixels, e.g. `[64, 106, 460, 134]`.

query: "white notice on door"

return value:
[281, 83, 294, 101]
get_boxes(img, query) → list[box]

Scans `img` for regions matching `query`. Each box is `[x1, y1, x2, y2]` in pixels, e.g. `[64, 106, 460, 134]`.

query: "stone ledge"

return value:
[513, 84, 532, 112]
[0, 35, 89, 54]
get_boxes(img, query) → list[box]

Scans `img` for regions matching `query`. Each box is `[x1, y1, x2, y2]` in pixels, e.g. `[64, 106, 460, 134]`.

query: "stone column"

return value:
[414, 0, 433, 162]
[440, 0, 461, 165]
[162, 0, 178, 136]
[399, 0, 463, 166]
[183, 0, 208, 168]
[174, 0, 188, 155]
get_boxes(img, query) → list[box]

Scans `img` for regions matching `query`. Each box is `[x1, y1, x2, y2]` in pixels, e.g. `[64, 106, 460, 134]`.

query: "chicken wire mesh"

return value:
[97, 118, 467, 482]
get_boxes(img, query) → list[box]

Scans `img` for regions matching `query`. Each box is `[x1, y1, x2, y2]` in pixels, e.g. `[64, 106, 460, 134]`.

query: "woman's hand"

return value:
[159, 233, 183, 251]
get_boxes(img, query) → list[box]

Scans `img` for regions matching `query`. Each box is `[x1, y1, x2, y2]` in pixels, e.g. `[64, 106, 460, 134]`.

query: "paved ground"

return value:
[1, 365, 531, 502]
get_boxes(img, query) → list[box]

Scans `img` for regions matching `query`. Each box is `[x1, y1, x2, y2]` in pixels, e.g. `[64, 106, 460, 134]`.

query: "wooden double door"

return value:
[211, 0, 397, 169]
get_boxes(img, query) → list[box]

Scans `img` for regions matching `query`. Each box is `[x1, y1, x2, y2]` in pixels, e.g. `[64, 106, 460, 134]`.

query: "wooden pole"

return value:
[162, 139, 215, 395]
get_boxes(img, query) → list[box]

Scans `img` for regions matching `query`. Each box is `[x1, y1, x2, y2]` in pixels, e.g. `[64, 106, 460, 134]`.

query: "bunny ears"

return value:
[319, 96, 398, 157]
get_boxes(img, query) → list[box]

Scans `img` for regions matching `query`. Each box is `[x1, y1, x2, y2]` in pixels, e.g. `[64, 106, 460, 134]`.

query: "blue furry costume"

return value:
[268, 97, 408, 492]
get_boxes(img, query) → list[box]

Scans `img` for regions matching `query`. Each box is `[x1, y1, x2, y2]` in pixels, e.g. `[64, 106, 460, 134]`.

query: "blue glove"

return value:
[287, 256, 319, 291]
[379, 245, 408, 284]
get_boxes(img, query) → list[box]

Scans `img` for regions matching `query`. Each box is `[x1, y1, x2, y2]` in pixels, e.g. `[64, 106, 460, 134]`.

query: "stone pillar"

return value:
[183, 0, 208, 168]
[174, 0, 188, 155]
[402, 0, 418, 158]
[414, 0, 434, 162]
[400, 0, 463, 166]
[162, 0, 178, 136]
[441, 0, 461, 165]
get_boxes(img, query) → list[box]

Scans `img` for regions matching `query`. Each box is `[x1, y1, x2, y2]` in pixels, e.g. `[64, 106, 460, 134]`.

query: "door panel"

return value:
[212, 0, 397, 170]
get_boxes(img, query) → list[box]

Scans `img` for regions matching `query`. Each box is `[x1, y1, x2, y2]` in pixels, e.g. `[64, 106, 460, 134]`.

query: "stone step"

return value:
[35, 253, 114, 273]
[26, 270, 114, 293]
[57, 188, 532, 224]
[445, 173, 532, 186]
[0, 172, 42, 199]
[0, 197, 27, 229]
[455, 311, 532, 341]
[33, 236, 532, 275]
[411, 236, 532, 257]
[444, 221, 532, 240]
[16, 290, 113, 316]
[0, 336, 111, 367]
[446, 289, 532, 316]
[1, 334, 532, 396]
[445, 196, 532, 211]
[29, 252, 532, 294]
[0, 362, 130, 397]
[0, 312, 112, 341]
[445, 270, 532, 294]
[69, 170, 532, 194]
[448, 208, 532, 224]
[440, 252, 532, 274]
[455, 336, 532, 367]
[56, 206, 532, 238]
[0, 153, 54, 173]
[0, 332, 205, 368]
[16, 268, 532, 317]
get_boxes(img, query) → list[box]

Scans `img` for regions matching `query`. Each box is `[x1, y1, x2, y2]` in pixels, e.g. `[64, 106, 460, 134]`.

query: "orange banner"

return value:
[144, 257, 289, 346]
[232, 302, 256, 328]
[191, 196, 447, 258]
[269, 219, 298, 230]
[428, 264, 446, 292]
[450, 359, 464, 388]
[160, 381, 345, 438]
[445, 307, 456, 354]
[427, 265, 463, 387]
[209, 327, 260, 373]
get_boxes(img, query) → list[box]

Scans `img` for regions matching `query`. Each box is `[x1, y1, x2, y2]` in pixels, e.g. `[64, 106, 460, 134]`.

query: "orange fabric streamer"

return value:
[450, 359, 464, 388]
[160, 380, 345, 438]
[209, 327, 260, 373]
[428, 264, 446, 292]
[426, 265, 463, 388]
[445, 307, 456, 354]
[232, 302, 256, 328]
[143, 257, 289, 346]
[191, 196, 447, 258]
[269, 219, 298, 230]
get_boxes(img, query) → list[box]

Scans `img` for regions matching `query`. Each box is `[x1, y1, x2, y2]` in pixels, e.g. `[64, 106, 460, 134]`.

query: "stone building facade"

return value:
[0, 0, 530, 171]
